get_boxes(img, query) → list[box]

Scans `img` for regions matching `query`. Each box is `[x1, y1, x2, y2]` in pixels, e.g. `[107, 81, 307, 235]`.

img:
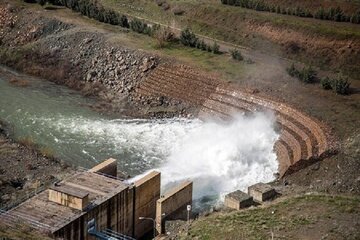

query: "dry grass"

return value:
[17, 136, 37, 149]
[8, 78, 30, 87]
[39, 147, 55, 159]
[181, 194, 360, 240]
[17, 137, 56, 160]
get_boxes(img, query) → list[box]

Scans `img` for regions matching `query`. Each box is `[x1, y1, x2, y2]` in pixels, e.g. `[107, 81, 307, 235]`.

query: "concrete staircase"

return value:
[137, 64, 333, 177]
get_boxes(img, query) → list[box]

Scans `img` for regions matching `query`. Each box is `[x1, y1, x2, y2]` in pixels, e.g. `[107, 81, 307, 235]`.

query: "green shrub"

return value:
[331, 77, 350, 95]
[33, 0, 130, 29]
[320, 77, 332, 90]
[300, 66, 317, 83]
[220, 0, 357, 24]
[287, 64, 317, 83]
[37, 0, 46, 5]
[286, 63, 299, 77]
[231, 49, 243, 61]
[180, 28, 198, 47]
[130, 19, 152, 35]
[212, 42, 221, 54]
[200, 40, 207, 51]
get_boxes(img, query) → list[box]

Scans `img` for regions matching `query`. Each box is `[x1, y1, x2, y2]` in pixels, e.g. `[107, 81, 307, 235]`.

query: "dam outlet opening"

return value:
[51, 112, 279, 208]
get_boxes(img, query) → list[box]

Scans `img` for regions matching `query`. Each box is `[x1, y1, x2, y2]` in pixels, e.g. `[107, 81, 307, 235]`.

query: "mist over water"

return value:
[0, 69, 279, 206]
[47, 112, 279, 204]
[158, 113, 279, 203]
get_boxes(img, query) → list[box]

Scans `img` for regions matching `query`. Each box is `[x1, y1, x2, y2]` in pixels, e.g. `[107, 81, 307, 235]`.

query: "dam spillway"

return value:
[0, 67, 278, 205]
[138, 64, 335, 177]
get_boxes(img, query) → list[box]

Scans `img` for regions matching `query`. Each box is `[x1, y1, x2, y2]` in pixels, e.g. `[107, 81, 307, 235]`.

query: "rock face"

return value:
[83, 47, 157, 95]
[0, 4, 191, 117]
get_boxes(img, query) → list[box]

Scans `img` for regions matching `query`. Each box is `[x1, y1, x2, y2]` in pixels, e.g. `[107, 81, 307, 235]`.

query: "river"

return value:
[0, 66, 279, 207]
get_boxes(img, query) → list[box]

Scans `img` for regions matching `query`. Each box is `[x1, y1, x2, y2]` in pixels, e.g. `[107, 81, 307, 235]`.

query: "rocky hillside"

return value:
[0, 2, 191, 118]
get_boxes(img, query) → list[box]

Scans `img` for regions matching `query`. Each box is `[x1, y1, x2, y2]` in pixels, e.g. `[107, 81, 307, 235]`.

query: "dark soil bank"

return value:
[0, 121, 72, 207]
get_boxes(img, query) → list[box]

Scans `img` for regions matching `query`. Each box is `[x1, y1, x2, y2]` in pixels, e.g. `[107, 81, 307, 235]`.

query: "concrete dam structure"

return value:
[0, 159, 193, 239]
[138, 64, 335, 177]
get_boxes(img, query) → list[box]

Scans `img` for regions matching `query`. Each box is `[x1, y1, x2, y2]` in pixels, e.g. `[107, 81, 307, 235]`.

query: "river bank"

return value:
[0, 1, 195, 119]
[0, 120, 72, 208]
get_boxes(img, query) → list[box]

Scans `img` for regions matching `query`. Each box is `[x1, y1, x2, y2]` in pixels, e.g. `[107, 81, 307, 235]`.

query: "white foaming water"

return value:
[159, 112, 279, 201]
[39, 112, 279, 205]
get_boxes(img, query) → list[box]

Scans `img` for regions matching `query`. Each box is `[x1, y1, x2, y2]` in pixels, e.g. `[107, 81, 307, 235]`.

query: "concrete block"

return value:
[49, 185, 89, 211]
[248, 183, 276, 202]
[89, 158, 117, 177]
[156, 181, 193, 234]
[224, 190, 253, 210]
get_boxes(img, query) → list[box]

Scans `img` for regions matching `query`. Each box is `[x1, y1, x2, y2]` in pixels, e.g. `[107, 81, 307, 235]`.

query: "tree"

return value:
[331, 76, 350, 95]
[320, 77, 332, 90]
[212, 42, 220, 54]
[231, 49, 243, 61]
[300, 66, 317, 83]
[37, 0, 46, 6]
[180, 28, 198, 47]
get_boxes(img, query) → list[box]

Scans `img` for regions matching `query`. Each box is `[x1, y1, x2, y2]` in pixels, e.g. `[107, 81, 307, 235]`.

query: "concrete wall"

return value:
[53, 187, 134, 240]
[53, 171, 162, 240]
[89, 158, 117, 177]
[133, 171, 161, 239]
[156, 181, 193, 234]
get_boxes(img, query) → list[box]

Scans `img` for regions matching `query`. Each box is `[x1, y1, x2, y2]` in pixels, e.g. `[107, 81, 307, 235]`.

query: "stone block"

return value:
[248, 183, 276, 202]
[224, 190, 253, 210]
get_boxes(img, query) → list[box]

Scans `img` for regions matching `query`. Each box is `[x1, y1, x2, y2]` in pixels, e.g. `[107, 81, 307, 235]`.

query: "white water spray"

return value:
[159, 112, 279, 201]
[38, 112, 279, 204]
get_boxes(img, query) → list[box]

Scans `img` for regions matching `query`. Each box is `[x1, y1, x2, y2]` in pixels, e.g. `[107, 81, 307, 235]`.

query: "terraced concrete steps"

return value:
[137, 64, 333, 177]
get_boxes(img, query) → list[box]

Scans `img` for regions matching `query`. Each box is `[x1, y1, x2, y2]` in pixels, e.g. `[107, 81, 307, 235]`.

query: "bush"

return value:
[320, 77, 332, 90]
[300, 66, 317, 83]
[180, 28, 198, 47]
[154, 27, 175, 48]
[32, 0, 130, 29]
[287, 64, 317, 83]
[231, 49, 243, 61]
[130, 19, 152, 35]
[155, 0, 166, 6]
[212, 42, 221, 54]
[220, 0, 357, 24]
[286, 63, 299, 77]
[331, 77, 350, 95]
[37, 0, 46, 5]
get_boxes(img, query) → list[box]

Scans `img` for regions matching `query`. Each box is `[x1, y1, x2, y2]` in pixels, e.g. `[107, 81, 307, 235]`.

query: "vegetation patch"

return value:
[180, 28, 221, 54]
[287, 64, 351, 95]
[321, 76, 351, 95]
[181, 194, 360, 240]
[221, 0, 360, 24]
[231, 49, 243, 61]
[286, 63, 317, 83]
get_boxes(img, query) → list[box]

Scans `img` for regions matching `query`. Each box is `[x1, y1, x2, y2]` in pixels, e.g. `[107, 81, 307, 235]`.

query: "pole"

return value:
[186, 205, 191, 224]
